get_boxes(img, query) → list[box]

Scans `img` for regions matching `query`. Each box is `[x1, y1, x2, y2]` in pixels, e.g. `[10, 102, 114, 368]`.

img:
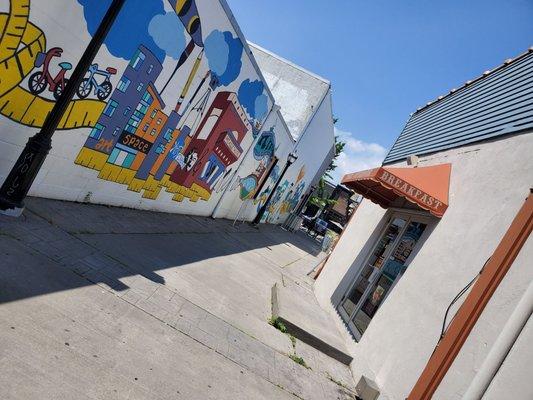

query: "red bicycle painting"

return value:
[28, 47, 72, 100]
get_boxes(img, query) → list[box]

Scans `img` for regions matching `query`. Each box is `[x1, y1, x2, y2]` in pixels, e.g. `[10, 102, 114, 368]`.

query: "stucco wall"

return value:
[249, 43, 330, 141]
[443, 234, 533, 400]
[0, 0, 280, 217]
[314, 131, 533, 399]
[260, 92, 335, 224]
[483, 308, 533, 400]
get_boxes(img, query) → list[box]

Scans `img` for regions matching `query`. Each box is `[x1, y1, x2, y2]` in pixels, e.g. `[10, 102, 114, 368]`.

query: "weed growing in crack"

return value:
[289, 354, 310, 369]
[268, 316, 287, 333]
[289, 334, 296, 349]
[268, 316, 311, 370]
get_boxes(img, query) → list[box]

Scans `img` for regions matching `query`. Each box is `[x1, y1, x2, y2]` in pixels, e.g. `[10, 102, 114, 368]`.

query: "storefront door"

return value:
[338, 213, 429, 340]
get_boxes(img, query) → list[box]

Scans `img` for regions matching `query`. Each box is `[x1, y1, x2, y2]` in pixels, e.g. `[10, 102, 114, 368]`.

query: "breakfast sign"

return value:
[378, 169, 446, 216]
[342, 164, 451, 218]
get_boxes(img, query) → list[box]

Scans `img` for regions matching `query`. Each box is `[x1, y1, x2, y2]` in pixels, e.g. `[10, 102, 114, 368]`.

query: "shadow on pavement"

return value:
[0, 197, 322, 305]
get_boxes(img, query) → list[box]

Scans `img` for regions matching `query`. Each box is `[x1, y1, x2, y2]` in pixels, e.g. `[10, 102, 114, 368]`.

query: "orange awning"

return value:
[342, 163, 451, 218]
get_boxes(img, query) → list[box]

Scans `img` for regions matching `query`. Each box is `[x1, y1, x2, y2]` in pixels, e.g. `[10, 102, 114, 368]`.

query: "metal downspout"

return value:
[463, 280, 533, 400]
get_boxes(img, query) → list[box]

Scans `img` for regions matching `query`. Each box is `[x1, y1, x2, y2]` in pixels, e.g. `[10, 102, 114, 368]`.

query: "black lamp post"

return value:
[252, 152, 298, 225]
[0, 0, 126, 217]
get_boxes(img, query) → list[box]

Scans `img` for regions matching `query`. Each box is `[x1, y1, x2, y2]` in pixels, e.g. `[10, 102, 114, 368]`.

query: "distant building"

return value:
[320, 185, 358, 230]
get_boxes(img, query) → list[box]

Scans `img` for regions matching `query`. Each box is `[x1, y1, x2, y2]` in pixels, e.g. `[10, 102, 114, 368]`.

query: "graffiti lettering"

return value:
[118, 132, 152, 154]
[95, 138, 114, 152]
[5, 150, 37, 197]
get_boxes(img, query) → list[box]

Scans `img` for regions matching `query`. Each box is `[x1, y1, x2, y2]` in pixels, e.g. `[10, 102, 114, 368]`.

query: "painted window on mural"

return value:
[156, 144, 165, 154]
[130, 50, 146, 70]
[103, 100, 118, 117]
[117, 77, 131, 92]
[163, 128, 173, 141]
[109, 148, 136, 168]
[89, 123, 105, 139]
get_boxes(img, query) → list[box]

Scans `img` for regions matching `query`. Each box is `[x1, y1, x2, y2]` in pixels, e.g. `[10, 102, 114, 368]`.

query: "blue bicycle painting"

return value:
[76, 63, 117, 100]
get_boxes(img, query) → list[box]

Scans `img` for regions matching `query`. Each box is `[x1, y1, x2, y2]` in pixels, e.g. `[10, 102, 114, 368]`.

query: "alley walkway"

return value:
[0, 198, 357, 400]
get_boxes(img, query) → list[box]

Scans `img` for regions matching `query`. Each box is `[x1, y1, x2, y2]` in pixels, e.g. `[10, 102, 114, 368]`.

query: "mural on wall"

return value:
[0, 0, 109, 129]
[0, 0, 271, 205]
[74, 0, 271, 203]
[262, 164, 306, 223]
[235, 124, 277, 200]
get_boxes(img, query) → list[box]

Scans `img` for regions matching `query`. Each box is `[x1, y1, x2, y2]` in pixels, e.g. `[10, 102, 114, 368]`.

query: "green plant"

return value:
[268, 316, 287, 333]
[324, 132, 346, 180]
[289, 334, 296, 349]
[289, 354, 309, 369]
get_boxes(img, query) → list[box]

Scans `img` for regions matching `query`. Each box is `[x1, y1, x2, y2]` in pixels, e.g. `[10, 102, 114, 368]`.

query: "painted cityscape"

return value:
[0, 0, 271, 204]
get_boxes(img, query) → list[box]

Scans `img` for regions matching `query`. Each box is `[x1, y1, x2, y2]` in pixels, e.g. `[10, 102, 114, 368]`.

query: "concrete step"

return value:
[271, 281, 353, 365]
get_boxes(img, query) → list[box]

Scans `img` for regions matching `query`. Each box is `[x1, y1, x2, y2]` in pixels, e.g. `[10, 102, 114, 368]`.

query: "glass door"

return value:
[339, 215, 428, 340]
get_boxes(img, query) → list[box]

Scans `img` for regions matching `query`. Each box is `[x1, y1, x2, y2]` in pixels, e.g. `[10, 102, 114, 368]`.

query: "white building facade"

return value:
[315, 49, 533, 399]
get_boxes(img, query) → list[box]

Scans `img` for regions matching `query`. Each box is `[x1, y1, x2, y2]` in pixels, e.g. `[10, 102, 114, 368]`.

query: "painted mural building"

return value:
[212, 43, 335, 223]
[314, 49, 533, 399]
[0, 0, 335, 221]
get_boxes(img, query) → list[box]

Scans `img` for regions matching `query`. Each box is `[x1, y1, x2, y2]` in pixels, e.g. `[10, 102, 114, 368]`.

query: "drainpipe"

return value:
[463, 280, 533, 400]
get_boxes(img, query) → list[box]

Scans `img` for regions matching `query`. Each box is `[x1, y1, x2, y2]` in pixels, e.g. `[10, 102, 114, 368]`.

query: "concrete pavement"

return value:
[0, 197, 357, 400]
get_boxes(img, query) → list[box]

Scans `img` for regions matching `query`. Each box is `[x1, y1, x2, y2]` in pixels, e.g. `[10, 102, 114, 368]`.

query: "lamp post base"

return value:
[0, 134, 51, 217]
[0, 202, 24, 217]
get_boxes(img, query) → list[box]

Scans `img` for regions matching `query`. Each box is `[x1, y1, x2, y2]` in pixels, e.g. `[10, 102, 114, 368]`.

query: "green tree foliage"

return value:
[309, 118, 346, 208]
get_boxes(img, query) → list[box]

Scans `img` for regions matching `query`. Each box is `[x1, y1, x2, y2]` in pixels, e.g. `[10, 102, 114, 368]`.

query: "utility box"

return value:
[355, 376, 380, 400]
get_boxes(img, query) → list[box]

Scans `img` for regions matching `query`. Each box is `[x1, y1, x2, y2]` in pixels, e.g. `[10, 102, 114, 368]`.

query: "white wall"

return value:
[249, 43, 331, 141]
[483, 311, 533, 400]
[261, 91, 335, 224]
[314, 131, 533, 399]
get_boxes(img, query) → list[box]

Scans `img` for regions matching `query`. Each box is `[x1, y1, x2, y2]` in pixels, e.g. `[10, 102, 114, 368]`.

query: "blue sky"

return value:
[227, 0, 533, 182]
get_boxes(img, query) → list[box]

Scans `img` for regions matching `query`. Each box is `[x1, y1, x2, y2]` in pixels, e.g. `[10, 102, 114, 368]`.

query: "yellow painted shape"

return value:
[98, 163, 136, 185]
[175, 0, 187, 14]
[0, 11, 104, 130]
[187, 16, 199, 33]
[114, 168, 136, 185]
[142, 187, 162, 200]
[160, 174, 171, 187]
[164, 180, 183, 194]
[172, 193, 184, 202]
[74, 147, 107, 170]
[128, 178, 145, 193]
[0, 1, 32, 61]
[0, 86, 105, 129]
[190, 183, 211, 201]
[0, 16, 46, 96]
[142, 174, 161, 192]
